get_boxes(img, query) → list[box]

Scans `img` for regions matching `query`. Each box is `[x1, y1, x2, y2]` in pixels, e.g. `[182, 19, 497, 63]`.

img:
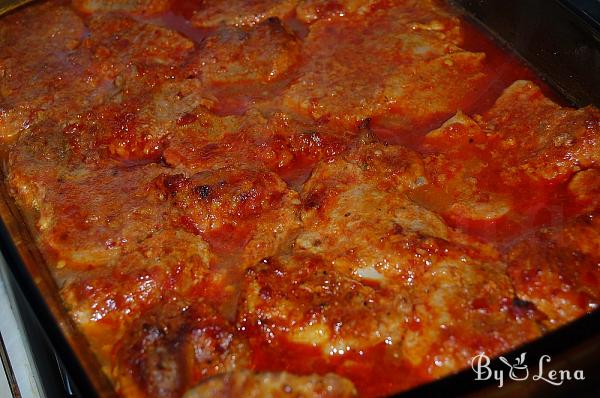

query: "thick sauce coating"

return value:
[2, 1, 599, 397]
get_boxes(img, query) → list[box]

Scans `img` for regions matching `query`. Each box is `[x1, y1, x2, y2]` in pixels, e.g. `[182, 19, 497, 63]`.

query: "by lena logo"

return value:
[471, 352, 585, 388]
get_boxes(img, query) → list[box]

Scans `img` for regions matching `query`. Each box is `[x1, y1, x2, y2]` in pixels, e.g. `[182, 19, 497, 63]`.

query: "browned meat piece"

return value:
[114, 300, 248, 398]
[153, 167, 301, 267]
[64, 78, 208, 163]
[14, 164, 173, 269]
[482, 80, 600, 181]
[507, 213, 600, 328]
[402, 255, 539, 378]
[191, 18, 300, 85]
[190, 0, 297, 28]
[7, 115, 182, 263]
[239, 253, 412, 361]
[8, 120, 74, 213]
[163, 108, 355, 184]
[281, 5, 483, 128]
[184, 371, 357, 398]
[295, 0, 385, 23]
[295, 0, 456, 24]
[0, 3, 96, 137]
[568, 168, 600, 212]
[417, 81, 600, 238]
[73, 0, 171, 15]
[60, 229, 213, 364]
[298, 143, 493, 280]
[84, 14, 194, 81]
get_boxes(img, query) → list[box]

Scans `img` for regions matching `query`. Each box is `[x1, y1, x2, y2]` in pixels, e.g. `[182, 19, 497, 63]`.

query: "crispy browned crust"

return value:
[184, 371, 357, 398]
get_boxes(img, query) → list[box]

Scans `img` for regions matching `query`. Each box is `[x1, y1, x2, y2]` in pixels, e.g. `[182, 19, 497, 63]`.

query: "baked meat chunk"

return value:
[60, 230, 213, 365]
[418, 81, 600, 239]
[282, 4, 484, 128]
[0, 6, 196, 139]
[190, 0, 297, 28]
[191, 18, 300, 85]
[507, 213, 600, 328]
[238, 254, 415, 396]
[115, 300, 248, 398]
[0, 3, 94, 137]
[153, 167, 301, 267]
[9, 160, 173, 268]
[163, 108, 356, 185]
[73, 0, 171, 15]
[183, 371, 357, 398]
[295, 0, 457, 24]
[299, 143, 541, 371]
[63, 77, 208, 163]
[84, 14, 194, 80]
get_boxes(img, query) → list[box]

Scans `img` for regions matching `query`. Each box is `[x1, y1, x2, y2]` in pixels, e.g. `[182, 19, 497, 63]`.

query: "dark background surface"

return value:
[452, 0, 600, 107]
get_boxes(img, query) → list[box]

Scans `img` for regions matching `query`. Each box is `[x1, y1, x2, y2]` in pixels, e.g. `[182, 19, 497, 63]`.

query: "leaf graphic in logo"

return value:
[499, 356, 511, 367]
[516, 352, 527, 366]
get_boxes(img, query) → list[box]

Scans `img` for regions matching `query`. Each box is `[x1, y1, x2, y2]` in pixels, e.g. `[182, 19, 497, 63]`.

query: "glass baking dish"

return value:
[0, 0, 598, 397]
